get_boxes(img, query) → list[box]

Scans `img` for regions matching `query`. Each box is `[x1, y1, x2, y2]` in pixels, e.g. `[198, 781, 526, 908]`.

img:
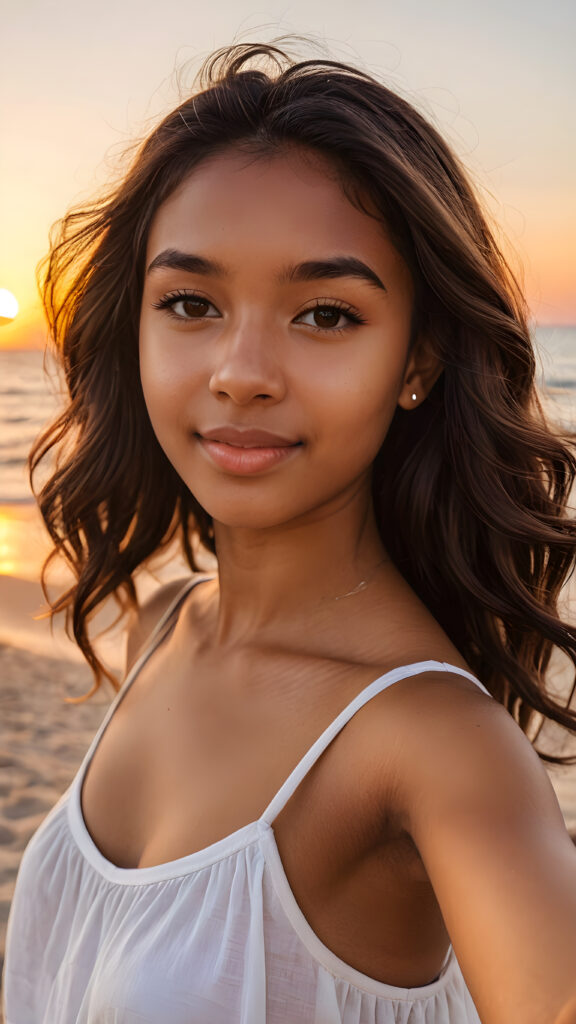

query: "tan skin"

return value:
[81, 148, 576, 1023]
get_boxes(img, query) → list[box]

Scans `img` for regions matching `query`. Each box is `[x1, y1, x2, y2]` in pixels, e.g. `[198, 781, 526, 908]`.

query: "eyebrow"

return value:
[281, 257, 386, 292]
[147, 249, 226, 276]
[147, 249, 386, 292]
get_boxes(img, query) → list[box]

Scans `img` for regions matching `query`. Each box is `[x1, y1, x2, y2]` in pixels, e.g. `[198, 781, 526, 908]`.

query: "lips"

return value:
[198, 426, 301, 448]
[196, 426, 302, 475]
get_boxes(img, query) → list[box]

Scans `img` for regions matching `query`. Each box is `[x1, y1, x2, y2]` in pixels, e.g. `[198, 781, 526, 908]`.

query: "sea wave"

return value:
[544, 379, 576, 391]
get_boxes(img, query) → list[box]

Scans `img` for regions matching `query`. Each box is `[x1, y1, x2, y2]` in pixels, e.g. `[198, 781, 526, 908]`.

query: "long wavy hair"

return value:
[30, 42, 576, 761]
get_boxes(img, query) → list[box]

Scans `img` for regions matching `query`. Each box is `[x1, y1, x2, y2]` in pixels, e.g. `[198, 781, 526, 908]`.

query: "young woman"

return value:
[4, 42, 576, 1024]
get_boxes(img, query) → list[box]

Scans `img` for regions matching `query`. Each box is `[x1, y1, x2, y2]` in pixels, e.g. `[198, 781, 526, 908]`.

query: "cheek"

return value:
[139, 329, 199, 436]
[305, 348, 406, 457]
[332, 391, 398, 475]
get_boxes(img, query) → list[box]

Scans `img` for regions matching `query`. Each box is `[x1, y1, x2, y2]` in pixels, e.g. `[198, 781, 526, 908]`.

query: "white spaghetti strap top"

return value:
[261, 662, 490, 825]
[4, 575, 486, 1024]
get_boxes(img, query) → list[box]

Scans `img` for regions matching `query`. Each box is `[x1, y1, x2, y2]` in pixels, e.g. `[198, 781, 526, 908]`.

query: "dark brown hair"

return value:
[31, 42, 576, 760]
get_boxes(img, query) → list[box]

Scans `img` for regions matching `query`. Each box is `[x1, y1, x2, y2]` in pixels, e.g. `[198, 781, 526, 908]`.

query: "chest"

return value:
[79, 646, 450, 987]
[81, 644, 378, 869]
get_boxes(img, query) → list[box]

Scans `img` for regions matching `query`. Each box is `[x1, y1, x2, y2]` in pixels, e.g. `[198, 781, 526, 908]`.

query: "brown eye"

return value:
[294, 302, 364, 332]
[153, 293, 221, 321]
[173, 297, 213, 318]
[313, 306, 342, 328]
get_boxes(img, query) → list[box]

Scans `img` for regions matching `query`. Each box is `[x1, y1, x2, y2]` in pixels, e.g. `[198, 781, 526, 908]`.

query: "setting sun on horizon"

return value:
[0, 225, 573, 354]
[1, 1, 574, 354]
[0, 301, 47, 351]
[1, 148, 574, 353]
[0, 288, 19, 327]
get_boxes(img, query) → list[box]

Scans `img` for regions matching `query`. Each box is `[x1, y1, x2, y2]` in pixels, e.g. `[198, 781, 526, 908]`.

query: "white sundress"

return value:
[3, 576, 488, 1023]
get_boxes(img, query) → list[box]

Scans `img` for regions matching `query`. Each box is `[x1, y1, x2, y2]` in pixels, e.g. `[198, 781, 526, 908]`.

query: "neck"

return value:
[208, 486, 388, 647]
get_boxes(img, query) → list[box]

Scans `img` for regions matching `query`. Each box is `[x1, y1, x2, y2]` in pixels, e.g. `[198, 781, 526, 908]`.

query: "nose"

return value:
[208, 320, 286, 405]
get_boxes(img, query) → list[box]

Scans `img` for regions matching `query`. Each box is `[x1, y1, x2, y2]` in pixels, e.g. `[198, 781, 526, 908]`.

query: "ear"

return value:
[396, 336, 443, 410]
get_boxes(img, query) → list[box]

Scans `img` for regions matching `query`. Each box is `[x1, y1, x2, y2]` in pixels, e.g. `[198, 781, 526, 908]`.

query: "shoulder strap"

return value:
[118, 575, 214, 698]
[139, 576, 209, 652]
[76, 574, 215, 786]
[260, 660, 490, 825]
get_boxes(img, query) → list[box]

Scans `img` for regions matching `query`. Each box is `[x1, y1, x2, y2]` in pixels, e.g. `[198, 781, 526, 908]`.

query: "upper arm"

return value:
[124, 577, 193, 675]
[390, 676, 576, 1024]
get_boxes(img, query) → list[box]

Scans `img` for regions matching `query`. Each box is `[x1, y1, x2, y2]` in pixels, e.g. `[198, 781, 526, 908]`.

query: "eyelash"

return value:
[295, 298, 367, 333]
[151, 290, 367, 333]
[151, 290, 216, 321]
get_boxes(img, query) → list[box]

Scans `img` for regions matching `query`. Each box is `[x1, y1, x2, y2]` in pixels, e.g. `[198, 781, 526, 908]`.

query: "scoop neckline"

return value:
[65, 788, 458, 1001]
[64, 646, 463, 1001]
[64, 581, 476, 1001]
[67, 778, 269, 883]
[68, 640, 485, 887]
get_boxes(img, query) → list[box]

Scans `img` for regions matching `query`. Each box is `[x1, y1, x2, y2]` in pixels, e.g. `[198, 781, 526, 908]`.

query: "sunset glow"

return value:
[0, 304, 47, 351]
[0, 289, 19, 326]
[0, 1, 574, 356]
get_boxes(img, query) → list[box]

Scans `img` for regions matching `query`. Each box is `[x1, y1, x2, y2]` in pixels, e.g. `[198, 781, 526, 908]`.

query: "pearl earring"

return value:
[411, 393, 417, 402]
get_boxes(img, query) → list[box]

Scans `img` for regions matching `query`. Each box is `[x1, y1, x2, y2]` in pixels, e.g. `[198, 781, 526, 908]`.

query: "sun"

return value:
[0, 288, 19, 325]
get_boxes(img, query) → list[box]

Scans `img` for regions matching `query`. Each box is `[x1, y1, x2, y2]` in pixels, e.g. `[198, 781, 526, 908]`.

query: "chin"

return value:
[192, 491, 323, 535]
[186, 490, 291, 532]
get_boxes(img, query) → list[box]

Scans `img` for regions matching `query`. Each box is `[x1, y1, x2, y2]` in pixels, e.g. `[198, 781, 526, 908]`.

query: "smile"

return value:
[197, 435, 302, 475]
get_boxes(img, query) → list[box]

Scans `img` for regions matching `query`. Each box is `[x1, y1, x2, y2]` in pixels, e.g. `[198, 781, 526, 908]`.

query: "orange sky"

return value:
[1, 1, 574, 350]
[0, 305, 47, 351]
[1, 188, 573, 352]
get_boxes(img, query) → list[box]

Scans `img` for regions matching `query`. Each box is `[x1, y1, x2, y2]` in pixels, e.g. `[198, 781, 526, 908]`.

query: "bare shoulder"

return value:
[364, 667, 567, 840]
[124, 576, 197, 674]
[364, 671, 576, 1022]
[360, 663, 565, 864]
[366, 667, 557, 819]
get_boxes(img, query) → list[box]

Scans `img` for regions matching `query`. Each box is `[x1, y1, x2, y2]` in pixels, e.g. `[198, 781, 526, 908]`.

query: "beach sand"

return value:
[1, 520, 576, 1007]
[0, 641, 109, 991]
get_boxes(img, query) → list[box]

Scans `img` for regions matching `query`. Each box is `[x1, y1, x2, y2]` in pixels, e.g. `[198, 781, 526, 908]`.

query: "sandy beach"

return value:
[0, 505, 190, 1002]
[1, 508, 576, 1010]
[0, 641, 109, 990]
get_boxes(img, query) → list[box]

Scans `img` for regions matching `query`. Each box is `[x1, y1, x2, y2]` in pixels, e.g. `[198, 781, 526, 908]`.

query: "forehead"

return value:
[146, 147, 403, 272]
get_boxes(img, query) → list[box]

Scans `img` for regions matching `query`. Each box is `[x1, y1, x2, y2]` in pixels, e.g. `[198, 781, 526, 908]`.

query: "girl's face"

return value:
[140, 147, 428, 530]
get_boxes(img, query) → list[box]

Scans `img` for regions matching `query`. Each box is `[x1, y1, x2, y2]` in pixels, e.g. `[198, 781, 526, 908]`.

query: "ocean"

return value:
[0, 326, 575, 505]
[0, 349, 64, 504]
